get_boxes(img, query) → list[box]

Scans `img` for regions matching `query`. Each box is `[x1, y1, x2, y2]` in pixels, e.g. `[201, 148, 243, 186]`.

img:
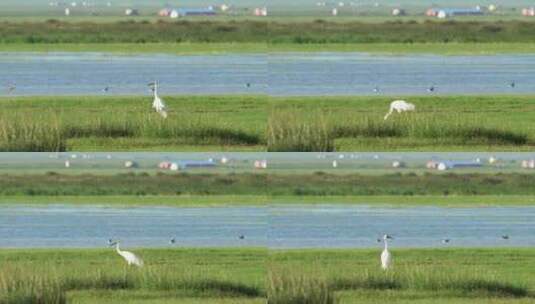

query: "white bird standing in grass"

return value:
[384, 100, 416, 120]
[148, 81, 168, 119]
[381, 234, 393, 270]
[110, 241, 144, 267]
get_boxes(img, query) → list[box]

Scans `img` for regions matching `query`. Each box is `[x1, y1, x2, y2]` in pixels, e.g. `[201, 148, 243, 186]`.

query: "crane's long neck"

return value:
[384, 239, 388, 250]
[115, 243, 122, 254]
[154, 82, 159, 97]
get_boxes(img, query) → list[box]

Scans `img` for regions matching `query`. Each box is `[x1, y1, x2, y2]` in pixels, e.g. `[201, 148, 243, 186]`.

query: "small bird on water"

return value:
[6, 83, 16, 94]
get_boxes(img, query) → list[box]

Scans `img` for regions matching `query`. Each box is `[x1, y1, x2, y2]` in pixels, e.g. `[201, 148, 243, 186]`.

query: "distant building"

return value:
[169, 7, 216, 18]
[427, 7, 484, 19]
[125, 8, 139, 16]
[522, 8, 535, 17]
[159, 8, 172, 17]
[392, 8, 406, 16]
[254, 7, 268, 16]
[428, 160, 482, 171]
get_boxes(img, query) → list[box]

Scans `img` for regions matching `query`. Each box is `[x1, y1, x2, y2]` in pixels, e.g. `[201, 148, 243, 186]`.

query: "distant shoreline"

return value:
[1, 42, 535, 55]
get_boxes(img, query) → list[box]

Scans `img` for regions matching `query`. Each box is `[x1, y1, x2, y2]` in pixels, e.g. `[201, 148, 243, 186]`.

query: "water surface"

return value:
[2, 52, 535, 96]
[1, 205, 534, 249]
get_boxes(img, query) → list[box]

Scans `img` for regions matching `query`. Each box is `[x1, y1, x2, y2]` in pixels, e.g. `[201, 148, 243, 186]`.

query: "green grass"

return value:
[3, 248, 535, 303]
[2, 42, 535, 55]
[269, 248, 535, 303]
[2, 20, 535, 54]
[0, 95, 266, 152]
[0, 248, 266, 304]
[269, 96, 535, 152]
[2, 20, 535, 44]
[2, 172, 535, 197]
[2, 194, 535, 207]
[3, 95, 535, 151]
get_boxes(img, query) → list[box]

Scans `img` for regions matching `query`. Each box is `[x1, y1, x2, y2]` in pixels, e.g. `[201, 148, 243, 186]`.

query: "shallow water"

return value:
[0, 53, 267, 96]
[2, 52, 535, 96]
[269, 205, 535, 249]
[1, 205, 534, 249]
[268, 53, 535, 96]
[0, 206, 267, 248]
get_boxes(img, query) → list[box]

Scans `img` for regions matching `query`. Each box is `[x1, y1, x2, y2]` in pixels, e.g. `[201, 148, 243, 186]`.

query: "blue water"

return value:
[0, 206, 267, 248]
[2, 52, 535, 96]
[0, 53, 267, 96]
[268, 53, 535, 96]
[1, 205, 534, 249]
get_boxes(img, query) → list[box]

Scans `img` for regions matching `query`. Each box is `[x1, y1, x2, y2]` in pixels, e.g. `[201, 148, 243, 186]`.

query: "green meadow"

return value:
[0, 95, 266, 152]
[269, 95, 535, 152]
[1, 172, 535, 197]
[2, 248, 535, 303]
[269, 248, 535, 304]
[2, 95, 535, 152]
[1, 20, 535, 55]
[0, 248, 266, 304]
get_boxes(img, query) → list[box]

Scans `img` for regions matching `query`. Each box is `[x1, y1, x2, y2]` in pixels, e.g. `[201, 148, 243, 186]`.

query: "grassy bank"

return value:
[269, 96, 535, 152]
[3, 95, 535, 152]
[269, 248, 535, 303]
[3, 248, 533, 303]
[1, 42, 535, 55]
[1, 19, 535, 55]
[0, 172, 535, 197]
[0, 95, 266, 152]
[2, 20, 535, 45]
[3, 194, 535, 207]
[0, 248, 265, 304]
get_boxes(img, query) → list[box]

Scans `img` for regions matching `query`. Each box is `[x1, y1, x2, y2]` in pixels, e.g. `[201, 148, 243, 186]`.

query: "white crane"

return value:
[148, 81, 168, 119]
[380, 234, 393, 270]
[384, 100, 415, 120]
[109, 241, 144, 267]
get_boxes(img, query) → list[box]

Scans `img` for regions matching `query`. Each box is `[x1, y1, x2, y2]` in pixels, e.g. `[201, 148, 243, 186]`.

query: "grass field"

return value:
[2, 194, 535, 208]
[1, 172, 535, 197]
[0, 95, 266, 152]
[3, 248, 534, 303]
[2, 42, 535, 55]
[269, 95, 535, 152]
[2, 95, 535, 152]
[1, 20, 535, 54]
[2, 20, 535, 44]
[269, 248, 535, 303]
[0, 248, 266, 304]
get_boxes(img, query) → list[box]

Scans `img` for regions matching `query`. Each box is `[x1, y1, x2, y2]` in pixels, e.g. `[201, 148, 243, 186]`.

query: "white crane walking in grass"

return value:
[148, 81, 168, 119]
[109, 240, 144, 267]
[380, 234, 393, 270]
[384, 100, 416, 120]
